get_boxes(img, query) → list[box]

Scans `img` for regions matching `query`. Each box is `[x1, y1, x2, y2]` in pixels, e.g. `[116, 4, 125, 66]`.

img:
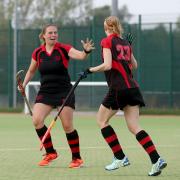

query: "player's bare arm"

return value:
[23, 59, 37, 87]
[68, 38, 95, 60]
[131, 53, 138, 69]
[89, 48, 112, 72]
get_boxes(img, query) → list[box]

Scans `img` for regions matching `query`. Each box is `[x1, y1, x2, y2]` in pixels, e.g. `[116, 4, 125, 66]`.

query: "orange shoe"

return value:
[69, 158, 84, 168]
[38, 152, 58, 166]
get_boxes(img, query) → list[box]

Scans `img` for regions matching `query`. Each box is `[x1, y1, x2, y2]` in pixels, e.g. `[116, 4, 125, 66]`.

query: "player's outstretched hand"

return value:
[125, 33, 135, 45]
[81, 38, 95, 54]
[78, 68, 92, 79]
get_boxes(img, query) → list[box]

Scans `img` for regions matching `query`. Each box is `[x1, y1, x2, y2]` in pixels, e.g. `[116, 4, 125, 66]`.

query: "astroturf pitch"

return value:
[0, 113, 179, 180]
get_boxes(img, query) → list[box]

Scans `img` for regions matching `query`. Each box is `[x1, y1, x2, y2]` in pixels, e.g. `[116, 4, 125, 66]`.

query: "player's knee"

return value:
[62, 124, 73, 133]
[32, 115, 44, 129]
[63, 126, 72, 132]
[96, 118, 108, 128]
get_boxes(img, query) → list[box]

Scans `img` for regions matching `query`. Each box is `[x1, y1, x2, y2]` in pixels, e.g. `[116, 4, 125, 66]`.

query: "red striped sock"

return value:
[101, 125, 125, 160]
[136, 130, 160, 163]
[36, 125, 56, 153]
[66, 129, 81, 159]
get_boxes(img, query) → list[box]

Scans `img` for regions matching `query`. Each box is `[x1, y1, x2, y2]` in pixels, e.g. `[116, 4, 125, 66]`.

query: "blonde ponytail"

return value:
[104, 16, 123, 36]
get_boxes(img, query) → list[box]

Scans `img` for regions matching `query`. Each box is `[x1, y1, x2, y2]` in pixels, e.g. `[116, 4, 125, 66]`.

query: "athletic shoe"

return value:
[69, 158, 84, 168]
[105, 156, 130, 171]
[148, 157, 167, 176]
[38, 152, 58, 166]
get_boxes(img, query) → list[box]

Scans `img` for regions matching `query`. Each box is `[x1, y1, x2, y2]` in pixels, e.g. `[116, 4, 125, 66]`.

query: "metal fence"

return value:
[0, 18, 180, 110]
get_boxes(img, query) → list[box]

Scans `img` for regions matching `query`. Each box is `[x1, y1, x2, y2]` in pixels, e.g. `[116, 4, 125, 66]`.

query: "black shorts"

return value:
[102, 87, 145, 110]
[35, 92, 75, 109]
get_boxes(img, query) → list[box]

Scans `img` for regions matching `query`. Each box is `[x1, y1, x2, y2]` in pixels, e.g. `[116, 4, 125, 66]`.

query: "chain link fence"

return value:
[1, 17, 180, 110]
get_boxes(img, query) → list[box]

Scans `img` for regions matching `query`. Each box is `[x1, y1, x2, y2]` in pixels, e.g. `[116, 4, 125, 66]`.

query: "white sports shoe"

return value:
[105, 156, 130, 171]
[148, 157, 167, 176]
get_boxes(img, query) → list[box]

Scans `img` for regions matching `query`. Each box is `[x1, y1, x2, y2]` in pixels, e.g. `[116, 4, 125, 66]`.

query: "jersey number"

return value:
[116, 45, 130, 61]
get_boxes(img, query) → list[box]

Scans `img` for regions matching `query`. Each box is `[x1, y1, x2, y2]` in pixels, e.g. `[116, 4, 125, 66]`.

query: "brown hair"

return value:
[39, 23, 58, 43]
[104, 16, 123, 36]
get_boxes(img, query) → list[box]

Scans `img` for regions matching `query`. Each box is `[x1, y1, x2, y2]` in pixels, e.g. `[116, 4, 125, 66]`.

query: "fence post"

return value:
[137, 15, 142, 86]
[8, 20, 13, 107]
[89, 18, 96, 108]
[72, 26, 76, 80]
[169, 23, 173, 108]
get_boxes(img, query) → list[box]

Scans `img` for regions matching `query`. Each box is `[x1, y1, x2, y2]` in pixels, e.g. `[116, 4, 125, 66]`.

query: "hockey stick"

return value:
[40, 74, 85, 151]
[16, 70, 33, 116]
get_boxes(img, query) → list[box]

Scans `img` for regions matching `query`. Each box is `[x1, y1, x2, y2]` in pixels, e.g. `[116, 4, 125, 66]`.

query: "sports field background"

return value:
[1, 17, 180, 109]
[0, 113, 179, 180]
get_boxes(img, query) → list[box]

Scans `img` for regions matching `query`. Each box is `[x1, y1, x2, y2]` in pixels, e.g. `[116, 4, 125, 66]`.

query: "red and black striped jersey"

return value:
[32, 42, 73, 94]
[101, 33, 138, 90]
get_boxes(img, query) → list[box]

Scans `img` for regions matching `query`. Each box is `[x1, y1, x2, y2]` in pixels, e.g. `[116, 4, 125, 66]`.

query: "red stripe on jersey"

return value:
[112, 144, 122, 153]
[55, 42, 72, 68]
[139, 136, 151, 145]
[32, 46, 41, 61]
[146, 145, 155, 154]
[68, 139, 79, 145]
[106, 134, 117, 143]
[112, 61, 131, 88]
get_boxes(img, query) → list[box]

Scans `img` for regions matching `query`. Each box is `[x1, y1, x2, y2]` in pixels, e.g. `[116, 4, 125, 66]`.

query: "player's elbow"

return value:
[104, 64, 111, 71]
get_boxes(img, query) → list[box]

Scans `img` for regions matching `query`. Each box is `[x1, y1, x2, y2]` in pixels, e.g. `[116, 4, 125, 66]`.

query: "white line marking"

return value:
[0, 144, 179, 152]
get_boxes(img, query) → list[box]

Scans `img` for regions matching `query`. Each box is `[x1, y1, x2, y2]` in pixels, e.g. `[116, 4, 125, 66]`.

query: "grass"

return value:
[0, 113, 180, 180]
[1, 107, 180, 115]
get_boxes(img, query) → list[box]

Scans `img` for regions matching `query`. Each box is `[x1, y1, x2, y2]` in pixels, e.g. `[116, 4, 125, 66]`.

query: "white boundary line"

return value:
[0, 144, 179, 151]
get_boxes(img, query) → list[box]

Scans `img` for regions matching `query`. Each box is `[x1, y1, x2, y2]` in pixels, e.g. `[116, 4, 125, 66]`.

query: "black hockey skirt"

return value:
[35, 91, 75, 109]
[102, 87, 145, 110]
